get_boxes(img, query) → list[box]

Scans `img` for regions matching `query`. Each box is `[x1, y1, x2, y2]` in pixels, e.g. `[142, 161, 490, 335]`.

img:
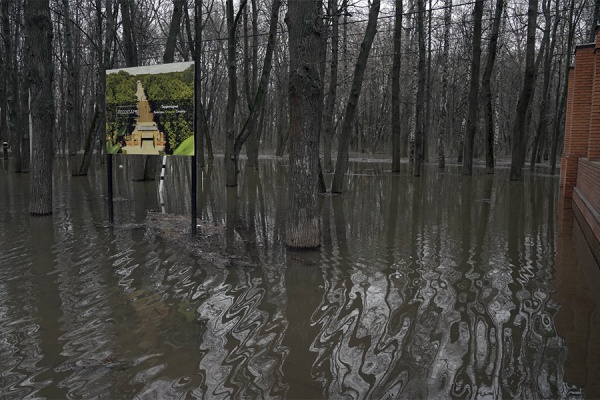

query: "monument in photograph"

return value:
[106, 62, 195, 156]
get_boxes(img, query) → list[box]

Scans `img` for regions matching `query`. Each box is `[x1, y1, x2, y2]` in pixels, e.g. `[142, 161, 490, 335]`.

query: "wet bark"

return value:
[285, 0, 322, 249]
[391, 0, 402, 173]
[25, 0, 54, 215]
[480, 0, 503, 174]
[461, 0, 484, 176]
[164, 0, 184, 64]
[331, 0, 380, 193]
[510, 0, 538, 181]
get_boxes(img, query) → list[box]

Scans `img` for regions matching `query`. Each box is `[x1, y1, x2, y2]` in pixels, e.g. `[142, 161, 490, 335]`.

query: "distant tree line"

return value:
[0, 0, 597, 243]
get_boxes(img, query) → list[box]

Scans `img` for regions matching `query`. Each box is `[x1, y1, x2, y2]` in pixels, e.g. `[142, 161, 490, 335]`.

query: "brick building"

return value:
[559, 29, 600, 262]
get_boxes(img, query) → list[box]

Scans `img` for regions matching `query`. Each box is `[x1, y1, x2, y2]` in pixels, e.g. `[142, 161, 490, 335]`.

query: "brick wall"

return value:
[559, 33, 600, 262]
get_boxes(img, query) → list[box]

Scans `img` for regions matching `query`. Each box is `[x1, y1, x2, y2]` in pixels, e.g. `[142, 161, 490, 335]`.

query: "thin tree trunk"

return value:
[437, 0, 451, 169]
[25, 0, 54, 215]
[323, 0, 339, 173]
[286, 0, 322, 249]
[63, 0, 79, 175]
[413, 0, 426, 177]
[164, 0, 185, 63]
[391, 0, 403, 172]
[245, 0, 260, 169]
[481, 0, 503, 174]
[331, 0, 380, 193]
[509, 0, 538, 180]
[462, 0, 484, 176]
[195, 0, 205, 166]
[530, 0, 558, 171]
[120, 0, 137, 67]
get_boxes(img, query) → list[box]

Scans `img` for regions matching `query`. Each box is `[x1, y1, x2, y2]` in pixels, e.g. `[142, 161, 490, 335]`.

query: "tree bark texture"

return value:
[510, 0, 538, 180]
[25, 0, 54, 215]
[391, 0, 403, 172]
[63, 0, 79, 175]
[285, 0, 322, 249]
[462, 0, 484, 176]
[331, 0, 380, 193]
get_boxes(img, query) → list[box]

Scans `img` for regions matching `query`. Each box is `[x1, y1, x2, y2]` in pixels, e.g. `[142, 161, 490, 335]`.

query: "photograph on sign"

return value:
[106, 62, 194, 156]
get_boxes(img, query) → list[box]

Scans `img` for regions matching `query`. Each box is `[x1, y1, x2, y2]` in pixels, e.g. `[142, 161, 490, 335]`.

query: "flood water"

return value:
[1, 156, 599, 399]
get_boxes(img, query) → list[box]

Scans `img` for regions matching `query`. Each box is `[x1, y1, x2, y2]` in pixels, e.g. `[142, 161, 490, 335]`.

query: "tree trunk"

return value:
[331, 0, 380, 193]
[194, 0, 205, 166]
[224, 0, 242, 186]
[437, 0, 451, 170]
[530, 0, 557, 171]
[164, 0, 185, 63]
[226, 0, 280, 187]
[480, 0, 503, 174]
[413, 0, 426, 177]
[25, 0, 54, 215]
[120, 0, 138, 67]
[391, 0, 403, 172]
[63, 0, 79, 176]
[285, 0, 322, 249]
[322, 0, 339, 173]
[462, 0, 484, 176]
[509, 0, 538, 181]
[245, 0, 260, 169]
[2, 0, 21, 171]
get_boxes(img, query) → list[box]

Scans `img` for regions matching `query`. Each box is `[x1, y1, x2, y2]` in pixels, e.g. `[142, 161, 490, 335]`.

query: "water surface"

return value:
[0, 157, 598, 399]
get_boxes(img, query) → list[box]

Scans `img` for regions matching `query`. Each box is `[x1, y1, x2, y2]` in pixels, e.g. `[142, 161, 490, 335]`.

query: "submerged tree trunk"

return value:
[437, 0, 451, 170]
[530, 0, 558, 171]
[26, 0, 54, 215]
[286, 0, 322, 249]
[225, 0, 280, 187]
[194, 0, 205, 166]
[323, 0, 339, 173]
[510, 0, 538, 180]
[391, 0, 403, 172]
[63, 0, 79, 176]
[462, 0, 484, 176]
[480, 0, 503, 174]
[331, 0, 380, 193]
[413, 0, 426, 177]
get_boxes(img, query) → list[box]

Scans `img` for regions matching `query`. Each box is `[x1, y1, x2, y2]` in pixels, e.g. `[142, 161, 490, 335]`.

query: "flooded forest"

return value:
[1, 0, 600, 398]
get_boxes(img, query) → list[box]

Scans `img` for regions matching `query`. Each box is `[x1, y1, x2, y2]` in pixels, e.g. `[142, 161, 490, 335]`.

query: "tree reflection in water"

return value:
[0, 158, 597, 399]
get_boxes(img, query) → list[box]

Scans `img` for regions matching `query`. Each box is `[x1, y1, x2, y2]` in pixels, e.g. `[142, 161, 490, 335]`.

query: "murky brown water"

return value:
[0, 156, 599, 399]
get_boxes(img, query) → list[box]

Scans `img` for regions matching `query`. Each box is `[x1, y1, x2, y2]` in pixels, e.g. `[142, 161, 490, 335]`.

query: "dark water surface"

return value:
[1, 157, 599, 399]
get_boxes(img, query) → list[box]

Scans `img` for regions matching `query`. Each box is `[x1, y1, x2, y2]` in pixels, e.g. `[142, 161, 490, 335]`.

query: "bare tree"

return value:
[391, 0, 403, 172]
[164, 0, 185, 63]
[25, 0, 54, 214]
[413, 0, 426, 176]
[331, 0, 380, 193]
[462, 0, 484, 176]
[480, 0, 504, 174]
[437, 0, 452, 170]
[510, 0, 538, 180]
[285, 0, 322, 249]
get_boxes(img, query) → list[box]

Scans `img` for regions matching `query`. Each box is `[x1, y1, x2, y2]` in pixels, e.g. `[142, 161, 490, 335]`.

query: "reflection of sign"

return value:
[106, 61, 194, 156]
